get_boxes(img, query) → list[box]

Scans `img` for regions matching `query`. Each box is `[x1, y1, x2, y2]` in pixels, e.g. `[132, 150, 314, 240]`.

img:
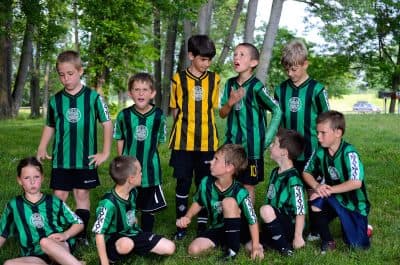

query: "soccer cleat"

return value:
[279, 247, 294, 256]
[219, 248, 237, 262]
[320, 240, 336, 254]
[173, 230, 186, 241]
[306, 233, 321, 242]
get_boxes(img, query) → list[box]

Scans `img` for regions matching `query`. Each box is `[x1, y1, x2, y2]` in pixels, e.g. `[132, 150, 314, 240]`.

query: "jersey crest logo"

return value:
[134, 125, 148, 141]
[213, 201, 223, 214]
[267, 184, 276, 199]
[328, 166, 340, 180]
[30, 213, 45, 228]
[289, 97, 302, 112]
[66, 108, 81, 123]
[193, 85, 203, 101]
[126, 210, 136, 226]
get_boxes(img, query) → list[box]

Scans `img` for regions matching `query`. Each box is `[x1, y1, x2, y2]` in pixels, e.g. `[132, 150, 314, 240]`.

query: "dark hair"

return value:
[17, 157, 43, 177]
[188, 35, 216, 59]
[109, 156, 139, 185]
[56, 50, 83, 70]
[128, 72, 155, 91]
[216, 144, 248, 178]
[276, 128, 305, 161]
[317, 110, 346, 135]
[236, 43, 260, 61]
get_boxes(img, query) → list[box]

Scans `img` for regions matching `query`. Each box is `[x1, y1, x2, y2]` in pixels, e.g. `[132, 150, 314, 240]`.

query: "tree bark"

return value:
[153, 7, 162, 107]
[42, 61, 50, 118]
[256, 0, 284, 85]
[0, 0, 13, 119]
[161, 17, 178, 114]
[197, 0, 213, 35]
[389, 42, 400, 113]
[30, 42, 41, 118]
[217, 0, 245, 66]
[244, 0, 258, 43]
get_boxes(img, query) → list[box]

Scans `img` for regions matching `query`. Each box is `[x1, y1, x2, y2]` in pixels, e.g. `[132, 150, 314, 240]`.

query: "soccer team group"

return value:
[0, 35, 371, 264]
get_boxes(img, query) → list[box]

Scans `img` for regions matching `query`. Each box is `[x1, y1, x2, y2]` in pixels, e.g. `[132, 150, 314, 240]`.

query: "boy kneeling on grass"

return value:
[176, 144, 264, 261]
[92, 156, 175, 265]
[303, 110, 371, 254]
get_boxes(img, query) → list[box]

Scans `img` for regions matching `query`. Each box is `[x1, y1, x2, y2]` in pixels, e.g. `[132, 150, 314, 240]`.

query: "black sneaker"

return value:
[320, 240, 336, 254]
[279, 247, 294, 256]
[173, 230, 186, 241]
[219, 248, 237, 262]
[76, 237, 89, 247]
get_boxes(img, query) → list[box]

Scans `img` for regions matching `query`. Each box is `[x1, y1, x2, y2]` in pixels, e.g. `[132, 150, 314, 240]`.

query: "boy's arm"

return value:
[95, 233, 110, 265]
[292, 214, 305, 249]
[37, 125, 55, 162]
[263, 95, 282, 148]
[248, 223, 264, 260]
[116, 140, 124, 156]
[48, 223, 84, 242]
[171, 108, 179, 121]
[176, 202, 202, 228]
[219, 87, 245, 118]
[89, 120, 112, 167]
[329, 180, 362, 194]
[0, 236, 6, 248]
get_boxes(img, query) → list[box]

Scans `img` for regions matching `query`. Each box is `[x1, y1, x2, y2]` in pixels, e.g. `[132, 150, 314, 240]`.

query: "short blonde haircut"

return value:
[216, 144, 248, 178]
[109, 156, 139, 185]
[281, 39, 308, 68]
[56, 50, 83, 71]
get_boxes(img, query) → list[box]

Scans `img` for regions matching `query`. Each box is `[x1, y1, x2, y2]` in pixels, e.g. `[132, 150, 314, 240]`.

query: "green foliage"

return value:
[0, 114, 399, 264]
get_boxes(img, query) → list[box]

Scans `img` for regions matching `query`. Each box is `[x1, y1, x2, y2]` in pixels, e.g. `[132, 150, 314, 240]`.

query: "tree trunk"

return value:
[12, 20, 34, 117]
[0, 0, 13, 119]
[217, 0, 244, 66]
[30, 42, 41, 118]
[256, 0, 284, 85]
[197, 0, 213, 35]
[153, 8, 162, 107]
[178, 19, 193, 71]
[94, 68, 109, 97]
[161, 17, 178, 114]
[244, 0, 258, 43]
[42, 61, 50, 118]
[389, 42, 400, 113]
[73, 0, 79, 51]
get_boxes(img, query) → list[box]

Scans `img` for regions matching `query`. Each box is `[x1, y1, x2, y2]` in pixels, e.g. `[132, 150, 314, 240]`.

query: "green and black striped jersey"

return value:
[92, 188, 141, 240]
[221, 75, 281, 159]
[169, 69, 220, 151]
[274, 78, 329, 162]
[304, 140, 370, 216]
[194, 176, 257, 229]
[46, 86, 111, 169]
[114, 105, 166, 187]
[265, 167, 306, 222]
[0, 194, 82, 256]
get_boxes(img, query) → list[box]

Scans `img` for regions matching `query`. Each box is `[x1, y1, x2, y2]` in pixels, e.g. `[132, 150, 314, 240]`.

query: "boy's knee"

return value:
[115, 237, 134, 255]
[222, 198, 240, 217]
[164, 240, 176, 255]
[39, 237, 54, 252]
[188, 243, 202, 256]
[260, 205, 275, 222]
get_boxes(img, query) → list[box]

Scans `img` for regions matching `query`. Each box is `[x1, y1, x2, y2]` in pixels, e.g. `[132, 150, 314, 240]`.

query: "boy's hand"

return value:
[228, 86, 245, 107]
[48, 232, 68, 242]
[176, 216, 191, 228]
[251, 244, 264, 260]
[293, 236, 305, 249]
[314, 184, 333, 198]
[89, 152, 109, 167]
[37, 149, 51, 163]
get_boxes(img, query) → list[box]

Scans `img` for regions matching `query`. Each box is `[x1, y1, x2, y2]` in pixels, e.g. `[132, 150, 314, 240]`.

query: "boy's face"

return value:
[17, 165, 43, 196]
[209, 152, 233, 178]
[269, 136, 286, 162]
[188, 53, 212, 75]
[57, 62, 83, 93]
[128, 80, 156, 112]
[284, 61, 308, 85]
[317, 121, 342, 148]
[233, 45, 258, 74]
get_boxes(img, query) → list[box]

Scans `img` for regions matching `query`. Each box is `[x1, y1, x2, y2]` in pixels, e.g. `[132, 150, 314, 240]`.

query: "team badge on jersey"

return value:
[30, 213, 45, 228]
[134, 125, 148, 141]
[193, 85, 203, 101]
[289, 97, 302, 112]
[126, 210, 136, 226]
[267, 184, 276, 199]
[66, 108, 82, 123]
[213, 201, 222, 214]
[328, 166, 340, 180]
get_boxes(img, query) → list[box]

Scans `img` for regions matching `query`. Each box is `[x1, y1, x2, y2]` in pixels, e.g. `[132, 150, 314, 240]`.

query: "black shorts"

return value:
[51, 168, 100, 191]
[169, 150, 214, 186]
[136, 185, 167, 213]
[236, 158, 264, 185]
[260, 207, 294, 250]
[106, 232, 163, 262]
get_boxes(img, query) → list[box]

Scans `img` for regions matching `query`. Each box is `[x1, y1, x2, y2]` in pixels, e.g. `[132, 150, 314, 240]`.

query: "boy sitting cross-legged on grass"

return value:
[0, 157, 84, 265]
[260, 128, 306, 256]
[303, 110, 371, 254]
[176, 144, 264, 261]
[92, 156, 175, 265]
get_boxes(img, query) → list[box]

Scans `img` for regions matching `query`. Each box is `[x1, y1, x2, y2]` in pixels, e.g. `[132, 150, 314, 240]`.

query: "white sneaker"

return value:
[306, 233, 320, 241]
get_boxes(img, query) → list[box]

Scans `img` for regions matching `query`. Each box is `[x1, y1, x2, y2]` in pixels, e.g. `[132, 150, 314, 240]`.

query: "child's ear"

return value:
[188, 52, 195, 61]
[250, 59, 259, 69]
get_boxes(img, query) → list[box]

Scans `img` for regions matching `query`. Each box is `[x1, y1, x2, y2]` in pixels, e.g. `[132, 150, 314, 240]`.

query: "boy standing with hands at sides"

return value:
[260, 129, 306, 256]
[169, 35, 220, 239]
[0, 157, 84, 265]
[220, 43, 282, 203]
[92, 156, 175, 264]
[176, 144, 263, 261]
[113, 73, 167, 233]
[303, 111, 370, 253]
[274, 39, 330, 240]
[37, 50, 113, 244]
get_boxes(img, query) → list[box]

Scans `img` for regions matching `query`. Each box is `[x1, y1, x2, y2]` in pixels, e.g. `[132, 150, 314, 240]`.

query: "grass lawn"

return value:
[0, 112, 399, 264]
